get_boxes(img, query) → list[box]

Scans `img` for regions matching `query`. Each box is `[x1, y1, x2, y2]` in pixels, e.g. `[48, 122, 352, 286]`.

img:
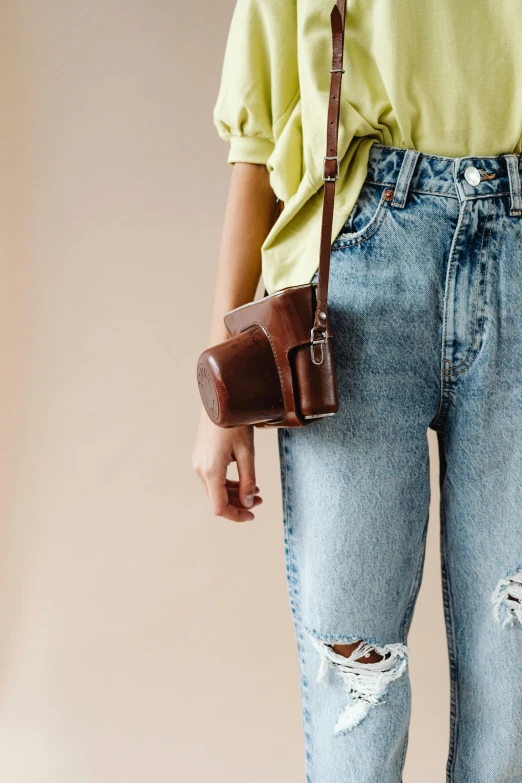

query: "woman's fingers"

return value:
[224, 480, 260, 493]
[222, 504, 256, 522]
[235, 445, 257, 509]
[226, 482, 260, 499]
[193, 418, 260, 522]
[204, 467, 230, 517]
[228, 494, 263, 509]
[204, 469, 259, 522]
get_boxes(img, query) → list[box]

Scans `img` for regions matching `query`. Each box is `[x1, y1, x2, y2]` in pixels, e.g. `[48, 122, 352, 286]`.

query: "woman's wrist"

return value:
[206, 162, 276, 347]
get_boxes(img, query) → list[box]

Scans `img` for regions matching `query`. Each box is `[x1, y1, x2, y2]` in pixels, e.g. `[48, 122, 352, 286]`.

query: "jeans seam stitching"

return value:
[364, 179, 511, 199]
[398, 506, 430, 779]
[440, 498, 459, 783]
[364, 179, 510, 201]
[445, 198, 495, 375]
[372, 143, 520, 163]
[394, 150, 418, 208]
[332, 198, 390, 249]
[430, 201, 467, 429]
[279, 430, 313, 783]
[400, 508, 431, 641]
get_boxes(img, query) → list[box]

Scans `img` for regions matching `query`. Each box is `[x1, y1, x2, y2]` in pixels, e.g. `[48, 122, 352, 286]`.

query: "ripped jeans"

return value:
[277, 143, 522, 783]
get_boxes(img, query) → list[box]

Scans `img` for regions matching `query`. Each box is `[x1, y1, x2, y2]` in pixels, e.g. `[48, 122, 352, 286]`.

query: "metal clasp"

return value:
[322, 156, 340, 182]
[310, 327, 328, 365]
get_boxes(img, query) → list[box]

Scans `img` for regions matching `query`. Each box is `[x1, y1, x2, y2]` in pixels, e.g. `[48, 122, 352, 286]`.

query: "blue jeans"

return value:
[277, 143, 522, 783]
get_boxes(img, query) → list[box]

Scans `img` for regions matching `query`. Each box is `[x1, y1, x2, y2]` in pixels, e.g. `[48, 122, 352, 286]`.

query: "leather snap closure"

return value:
[383, 188, 394, 201]
[464, 165, 481, 186]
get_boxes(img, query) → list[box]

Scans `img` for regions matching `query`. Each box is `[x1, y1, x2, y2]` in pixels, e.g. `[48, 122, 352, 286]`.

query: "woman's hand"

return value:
[192, 410, 262, 522]
[192, 411, 262, 522]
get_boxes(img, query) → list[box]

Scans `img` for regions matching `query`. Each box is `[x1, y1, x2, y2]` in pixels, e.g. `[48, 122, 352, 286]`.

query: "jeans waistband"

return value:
[365, 143, 522, 217]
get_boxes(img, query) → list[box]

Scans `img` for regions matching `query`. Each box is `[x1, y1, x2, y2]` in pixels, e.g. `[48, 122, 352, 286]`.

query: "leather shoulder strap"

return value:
[314, 0, 347, 332]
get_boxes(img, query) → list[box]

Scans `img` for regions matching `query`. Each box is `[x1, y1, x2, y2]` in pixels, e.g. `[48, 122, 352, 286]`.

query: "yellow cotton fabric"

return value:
[213, 0, 522, 294]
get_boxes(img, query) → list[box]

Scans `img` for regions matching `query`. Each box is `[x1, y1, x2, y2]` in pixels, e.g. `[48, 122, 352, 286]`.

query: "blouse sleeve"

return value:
[212, 0, 298, 165]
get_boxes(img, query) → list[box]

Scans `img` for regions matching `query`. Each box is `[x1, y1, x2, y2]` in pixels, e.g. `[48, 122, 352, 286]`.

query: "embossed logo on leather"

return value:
[198, 364, 219, 422]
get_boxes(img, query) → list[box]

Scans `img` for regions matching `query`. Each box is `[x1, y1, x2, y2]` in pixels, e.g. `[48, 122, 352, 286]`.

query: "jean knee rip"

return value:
[492, 566, 522, 627]
[308, 633, 410, 735]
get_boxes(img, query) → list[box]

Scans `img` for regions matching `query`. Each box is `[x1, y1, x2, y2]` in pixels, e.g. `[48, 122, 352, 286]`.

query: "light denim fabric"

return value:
[277, 143, 522, 783]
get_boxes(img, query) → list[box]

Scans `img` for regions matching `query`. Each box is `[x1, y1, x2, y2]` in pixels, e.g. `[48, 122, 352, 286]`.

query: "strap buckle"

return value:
[322, 156, 340, 182]
[310, 327, 328, 365]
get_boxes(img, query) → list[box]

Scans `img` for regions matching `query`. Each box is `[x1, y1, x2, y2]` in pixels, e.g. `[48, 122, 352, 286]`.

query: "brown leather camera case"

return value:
[197, 283, 338, 427]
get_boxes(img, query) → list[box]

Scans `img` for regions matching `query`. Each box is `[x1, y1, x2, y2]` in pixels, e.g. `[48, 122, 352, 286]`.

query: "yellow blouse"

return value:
[213, 0, 522, 294]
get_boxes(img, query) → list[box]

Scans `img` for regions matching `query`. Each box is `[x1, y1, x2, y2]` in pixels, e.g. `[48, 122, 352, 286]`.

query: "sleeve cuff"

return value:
[227, 135, 275, 165]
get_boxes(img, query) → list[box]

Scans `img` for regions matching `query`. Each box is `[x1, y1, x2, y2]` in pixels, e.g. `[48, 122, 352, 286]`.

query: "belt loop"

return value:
[504, 154, 522, 216]
[391, 149, 421, 209]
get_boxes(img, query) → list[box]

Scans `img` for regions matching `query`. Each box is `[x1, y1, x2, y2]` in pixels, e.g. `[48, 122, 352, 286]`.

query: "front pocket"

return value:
[332, 182, 392, 249]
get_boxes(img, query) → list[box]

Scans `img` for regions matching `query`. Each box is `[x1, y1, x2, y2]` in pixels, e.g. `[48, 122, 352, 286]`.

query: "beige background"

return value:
[0, 1, 449, 781]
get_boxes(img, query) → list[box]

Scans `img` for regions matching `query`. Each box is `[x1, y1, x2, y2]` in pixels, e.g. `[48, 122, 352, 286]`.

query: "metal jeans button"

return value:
[464, 165, 481, 186]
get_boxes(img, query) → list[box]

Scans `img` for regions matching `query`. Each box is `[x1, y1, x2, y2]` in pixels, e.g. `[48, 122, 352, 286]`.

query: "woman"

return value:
[192, 1, 522, 780]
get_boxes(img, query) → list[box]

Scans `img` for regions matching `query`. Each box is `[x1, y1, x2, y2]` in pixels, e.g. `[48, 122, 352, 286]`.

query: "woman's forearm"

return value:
[207, 162, 278, 346]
